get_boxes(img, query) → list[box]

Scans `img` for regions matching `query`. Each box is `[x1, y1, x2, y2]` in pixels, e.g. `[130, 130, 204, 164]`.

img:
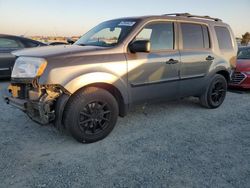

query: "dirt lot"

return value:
[0, 80, 250, 188]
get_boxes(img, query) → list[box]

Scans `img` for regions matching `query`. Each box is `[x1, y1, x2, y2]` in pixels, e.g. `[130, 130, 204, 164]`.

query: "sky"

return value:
[0, 0, 249, 37]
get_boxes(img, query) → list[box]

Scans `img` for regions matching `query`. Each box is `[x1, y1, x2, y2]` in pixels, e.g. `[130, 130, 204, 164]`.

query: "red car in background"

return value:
[230, 47, 250, 89]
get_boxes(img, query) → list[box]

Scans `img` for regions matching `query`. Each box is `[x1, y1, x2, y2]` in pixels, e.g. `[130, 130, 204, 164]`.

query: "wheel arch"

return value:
[54, 72, 129, 129]
[76, 82, 128, 117]
[216, 69, 230, 83]
[64, 72, 128, 103]
[208, 58, 231, 83]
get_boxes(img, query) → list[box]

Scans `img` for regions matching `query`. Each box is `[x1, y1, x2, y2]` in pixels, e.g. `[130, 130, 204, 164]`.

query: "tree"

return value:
[241, 32, 250, 46]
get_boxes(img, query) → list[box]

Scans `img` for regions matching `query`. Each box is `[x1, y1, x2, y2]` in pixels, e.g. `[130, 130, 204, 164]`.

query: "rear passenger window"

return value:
[215, 26, 233, 50]
[181, 23, 210, 49]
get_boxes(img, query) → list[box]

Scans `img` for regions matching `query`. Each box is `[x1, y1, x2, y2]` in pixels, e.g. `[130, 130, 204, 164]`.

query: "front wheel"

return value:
[200, 74, 227, 109]
[64, 87, 119, 143]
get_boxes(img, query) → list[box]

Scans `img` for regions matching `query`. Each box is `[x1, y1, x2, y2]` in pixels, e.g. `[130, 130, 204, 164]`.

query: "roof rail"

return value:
[163, 13, 222, 22]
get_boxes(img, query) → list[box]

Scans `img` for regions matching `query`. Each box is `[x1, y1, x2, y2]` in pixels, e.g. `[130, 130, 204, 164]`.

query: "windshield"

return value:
[238, 48, 250, 59]
[75, 19, 139, 47]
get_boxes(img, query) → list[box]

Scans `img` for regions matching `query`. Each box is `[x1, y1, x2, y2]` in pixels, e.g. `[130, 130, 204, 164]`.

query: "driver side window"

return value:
[135, 22, 174, 51]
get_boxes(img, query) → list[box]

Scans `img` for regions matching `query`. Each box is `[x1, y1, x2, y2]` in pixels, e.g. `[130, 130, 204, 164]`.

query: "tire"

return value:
[200, 74, 227, 109]
[64, 87, 119, 143]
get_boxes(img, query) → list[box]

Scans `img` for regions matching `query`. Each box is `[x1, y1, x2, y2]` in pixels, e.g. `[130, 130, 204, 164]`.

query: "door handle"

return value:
[206, 56, 214, 61]
[166, 59, 179, 64]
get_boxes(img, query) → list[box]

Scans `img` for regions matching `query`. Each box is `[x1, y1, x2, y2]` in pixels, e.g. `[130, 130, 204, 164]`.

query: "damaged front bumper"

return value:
[3, 83, 67, 125]
[4, 89, 27, 111]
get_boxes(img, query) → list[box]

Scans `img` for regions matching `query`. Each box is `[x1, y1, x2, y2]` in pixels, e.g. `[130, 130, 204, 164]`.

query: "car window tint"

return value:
[135, 22, 174, 51]
[181, 23, 208, 49]
[215, 26, 233, 50]
[0, 38, 21, 48]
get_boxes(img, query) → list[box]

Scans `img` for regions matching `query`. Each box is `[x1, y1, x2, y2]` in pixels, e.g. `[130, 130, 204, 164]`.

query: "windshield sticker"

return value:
[118, 21, 136, 27]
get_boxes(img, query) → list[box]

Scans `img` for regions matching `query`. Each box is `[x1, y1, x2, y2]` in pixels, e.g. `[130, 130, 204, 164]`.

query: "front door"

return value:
[126, 21, 180, 103]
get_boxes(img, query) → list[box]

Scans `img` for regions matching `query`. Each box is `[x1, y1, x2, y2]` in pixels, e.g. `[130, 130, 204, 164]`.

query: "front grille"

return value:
[231, 72, 247, 84]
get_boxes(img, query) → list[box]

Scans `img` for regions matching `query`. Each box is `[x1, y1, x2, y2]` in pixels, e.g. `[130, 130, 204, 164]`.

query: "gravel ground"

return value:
[0, 80, 250, 188]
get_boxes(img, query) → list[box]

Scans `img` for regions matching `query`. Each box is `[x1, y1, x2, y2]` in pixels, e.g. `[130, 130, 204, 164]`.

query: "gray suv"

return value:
[4, 13, 237, 143]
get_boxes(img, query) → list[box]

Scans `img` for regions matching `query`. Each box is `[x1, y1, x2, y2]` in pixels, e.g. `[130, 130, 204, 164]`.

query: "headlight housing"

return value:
[11, 57, 47, 78]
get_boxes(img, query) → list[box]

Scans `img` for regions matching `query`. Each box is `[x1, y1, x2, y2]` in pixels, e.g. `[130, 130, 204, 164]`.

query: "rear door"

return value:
[179, 23, 213, 96]
[0, 37, 22, 77]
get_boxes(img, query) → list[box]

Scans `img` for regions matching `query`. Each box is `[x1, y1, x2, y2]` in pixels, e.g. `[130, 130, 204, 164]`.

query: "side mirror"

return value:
[67, 38, 75, 45]
[129, 40, 151, 53]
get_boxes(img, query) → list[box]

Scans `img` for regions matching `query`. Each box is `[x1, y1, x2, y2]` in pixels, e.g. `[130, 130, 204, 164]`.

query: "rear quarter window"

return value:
[215, 26, 233, 50]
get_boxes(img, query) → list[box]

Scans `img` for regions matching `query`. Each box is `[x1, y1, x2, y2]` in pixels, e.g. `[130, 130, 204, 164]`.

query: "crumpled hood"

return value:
[12, 45, 105, 58]
[236, 59, 250, 72]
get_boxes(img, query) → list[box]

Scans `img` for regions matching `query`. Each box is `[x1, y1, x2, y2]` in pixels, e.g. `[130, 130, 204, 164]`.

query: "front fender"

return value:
[64, 72, 129, 104]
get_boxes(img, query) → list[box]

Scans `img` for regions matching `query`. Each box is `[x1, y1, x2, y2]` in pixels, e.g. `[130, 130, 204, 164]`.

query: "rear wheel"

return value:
[200, 74, 227, 109]
[64, 87, 118, 143]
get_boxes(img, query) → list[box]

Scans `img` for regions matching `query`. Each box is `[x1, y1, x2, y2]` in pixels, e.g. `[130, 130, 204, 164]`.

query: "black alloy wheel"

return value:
[200, 74, 227, 109]
[209, 81, 227, 106]
[64, 87, 119, 143]
[78, 101, 111, 135]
